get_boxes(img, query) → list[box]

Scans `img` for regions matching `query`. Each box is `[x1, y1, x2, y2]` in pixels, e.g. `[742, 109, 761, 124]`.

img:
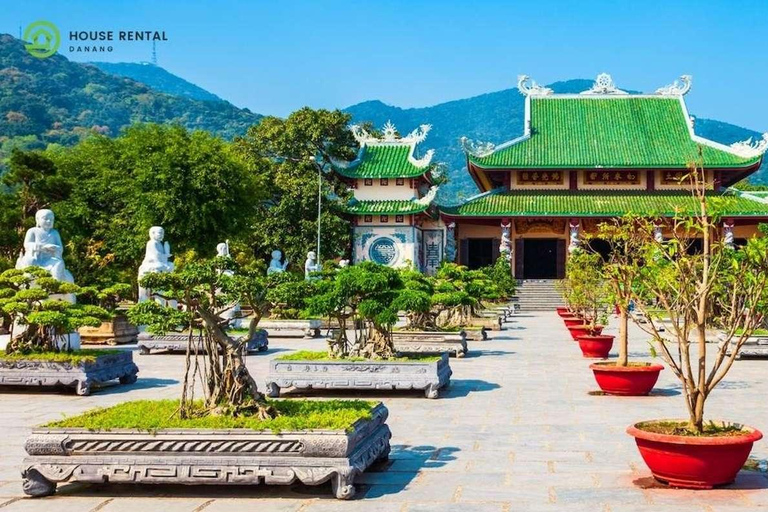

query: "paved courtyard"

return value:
[1, 311, 767, 511]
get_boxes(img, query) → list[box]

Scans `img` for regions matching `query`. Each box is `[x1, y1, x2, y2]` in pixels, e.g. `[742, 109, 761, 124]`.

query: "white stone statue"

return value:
[499, 222, 512, 260]
[653, 223, 664, 243]
[215, 241, 240, 323]
[723, 220, 735, 249]
[338, 259, 350, 269]
[568, 220, 581, 254]
[267, 250, 289, 275]
[16, 209, 74, 284]
[304, 251, 322, 280]
[216, 241, 230, 258]
[444, 222, 457, 262]
[138, 226, 175, 303]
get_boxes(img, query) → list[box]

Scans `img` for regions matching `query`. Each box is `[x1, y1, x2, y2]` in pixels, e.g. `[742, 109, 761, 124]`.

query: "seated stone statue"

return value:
[304, 251, 322, 280]
[16, 209, 74, 284]
[267, 250, 289, 275]
[138, 226, 175, 303]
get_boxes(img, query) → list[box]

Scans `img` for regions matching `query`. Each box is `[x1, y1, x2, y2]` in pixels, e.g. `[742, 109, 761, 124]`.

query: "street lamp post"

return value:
[309, 156, 322, 262]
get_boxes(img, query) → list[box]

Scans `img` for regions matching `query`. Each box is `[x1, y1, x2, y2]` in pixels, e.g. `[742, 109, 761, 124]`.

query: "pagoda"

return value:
[440, 73, 768, 278]
[333, 122, 443, 273]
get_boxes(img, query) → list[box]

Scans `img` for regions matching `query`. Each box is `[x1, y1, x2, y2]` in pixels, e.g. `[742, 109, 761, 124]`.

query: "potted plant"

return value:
[584, 217, 664, 395]
[22, 255, 391, 499]
[77, 283, 139, 345]
[626, 163, 767, 489]
[0, 267, 138, 395]
[266, 261, 451, 398]
[563, 251, 612, 357]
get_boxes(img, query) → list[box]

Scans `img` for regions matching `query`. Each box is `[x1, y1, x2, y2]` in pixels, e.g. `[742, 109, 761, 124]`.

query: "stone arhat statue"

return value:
[138, 226, 175, 303]
[267, 249, 289, 275]
[16, 209, 74, 284]
[216, 241, 230, 258]
[304, 250, 322, 280]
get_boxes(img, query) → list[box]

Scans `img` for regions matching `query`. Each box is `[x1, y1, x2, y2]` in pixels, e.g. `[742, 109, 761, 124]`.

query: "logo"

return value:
[23, 21, 61, 59]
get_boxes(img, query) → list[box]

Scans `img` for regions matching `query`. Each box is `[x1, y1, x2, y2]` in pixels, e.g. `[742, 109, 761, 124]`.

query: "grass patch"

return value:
[735, 328, 768, 336]
[0, 349, 121, 365]
[637, 420, 751, 437]
[45, 398, 378, 433]
[277, 350, 441, 363]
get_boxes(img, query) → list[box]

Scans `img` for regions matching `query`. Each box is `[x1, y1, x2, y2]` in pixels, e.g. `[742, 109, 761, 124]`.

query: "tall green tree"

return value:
[50, 124, 264, 287]
[234, 108, 357, 266]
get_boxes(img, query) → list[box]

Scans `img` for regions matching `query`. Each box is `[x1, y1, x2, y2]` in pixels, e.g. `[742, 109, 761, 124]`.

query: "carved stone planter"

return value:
[728, 334, 768, 359]
[392, 335, 468, 358]
[266, 353, 452, 399]
[0, 351, 138, 396]
[137, 330, 268, 355]
[79, 315, 139, 345]
[259, 319, 324, 338]
[22, 403, 391, 500]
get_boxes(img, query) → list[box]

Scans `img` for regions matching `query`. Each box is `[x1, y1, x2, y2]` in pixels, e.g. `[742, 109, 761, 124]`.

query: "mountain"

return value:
[0, 34, 261, 165]
[89, 61, 224, 102]
[345, 80, 766, 200]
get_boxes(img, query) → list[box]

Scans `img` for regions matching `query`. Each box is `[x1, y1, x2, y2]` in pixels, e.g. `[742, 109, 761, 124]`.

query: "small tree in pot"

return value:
[584, 217, 664, 394]
[626, 163, 768, 489]
[563, 251, 610, 339]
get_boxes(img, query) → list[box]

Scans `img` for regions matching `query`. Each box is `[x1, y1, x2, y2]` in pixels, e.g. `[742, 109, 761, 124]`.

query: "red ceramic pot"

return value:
[556, 307, 570, 316]
[590, 362, 663, 395]
[576, 334, 614, 358]
[567, 324, 603, 340]
[563, 317, 583, 327]
[627, 421, 763, 489]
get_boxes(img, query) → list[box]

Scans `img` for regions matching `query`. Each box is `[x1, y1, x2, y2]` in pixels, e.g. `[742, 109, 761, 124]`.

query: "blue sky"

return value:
[3, 0, 768, 130]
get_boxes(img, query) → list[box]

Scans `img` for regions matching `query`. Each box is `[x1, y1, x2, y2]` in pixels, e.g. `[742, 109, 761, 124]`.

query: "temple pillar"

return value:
[723, 218, 735, 249]
[444, 222, 456, 262]
[500, 219, 512, 261]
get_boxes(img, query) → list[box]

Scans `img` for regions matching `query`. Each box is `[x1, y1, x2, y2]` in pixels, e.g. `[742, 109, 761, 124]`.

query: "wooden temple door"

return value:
[556, 239, 566, 279]
[514, 239, 524, 278]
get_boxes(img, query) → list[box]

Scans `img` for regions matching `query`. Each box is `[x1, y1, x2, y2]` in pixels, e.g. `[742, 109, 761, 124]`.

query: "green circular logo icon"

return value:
[23, 20, 60, 59]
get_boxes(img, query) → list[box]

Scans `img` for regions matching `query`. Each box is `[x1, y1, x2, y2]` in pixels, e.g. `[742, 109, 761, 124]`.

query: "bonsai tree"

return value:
[479, 256, 517, 301]
[128, 256, 276, 419]
[265, 272, 316, 319]
[630, 164, 768, 433]
[306, 261, 403, 358]
[395, 269, 435, 331]
[78, 283, 133, 316]
[0, 267, 108, 353]
[563, 250, 610, 330]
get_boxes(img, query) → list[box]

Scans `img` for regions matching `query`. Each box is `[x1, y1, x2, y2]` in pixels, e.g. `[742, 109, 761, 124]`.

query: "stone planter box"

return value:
[138, 330, 268, 355]
[266, 353, 452, 399]
[79, 315, 138, 345]
[728, 334, 768, 359]
[471, 316, 503, 331]
[21, 403, 391, 500]
[0, 351, 138, 396]
[391, 332, 468, 358]
[260, 319, 324, 338]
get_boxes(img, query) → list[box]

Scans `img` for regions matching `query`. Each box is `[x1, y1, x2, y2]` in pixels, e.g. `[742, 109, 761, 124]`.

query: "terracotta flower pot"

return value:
[590, 362, 664, 396]
[566, 324, 603, 340]
[627, 421, 763, 489]
[576, 334, 614, 358]
[563, 317, 583, 327]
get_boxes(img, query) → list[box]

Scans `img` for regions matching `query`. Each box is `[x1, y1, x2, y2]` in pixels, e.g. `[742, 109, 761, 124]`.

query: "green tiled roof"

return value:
[469, 97, 761, 169]
[344, 199, 430, 215]
[334, 145, 429, 178]
[440, 189, 768, 217]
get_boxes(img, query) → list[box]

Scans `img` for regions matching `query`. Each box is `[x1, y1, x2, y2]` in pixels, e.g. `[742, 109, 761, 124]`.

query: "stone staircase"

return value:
[512, 279, 564, 311]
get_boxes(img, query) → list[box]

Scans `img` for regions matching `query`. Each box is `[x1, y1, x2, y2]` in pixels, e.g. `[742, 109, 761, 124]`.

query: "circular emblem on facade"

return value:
[369, 237, 398, 266]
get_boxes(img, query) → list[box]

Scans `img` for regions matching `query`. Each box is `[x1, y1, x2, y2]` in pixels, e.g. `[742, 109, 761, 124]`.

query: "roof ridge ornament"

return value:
[729, 133, 768, 158]
[656, 75, 692, 96]
[416, 185, 439, 206]
[409, 149, 435, 168]
[350, 122, 432, 145]
[581, 73, 628, 95]
[517, 75, 553, 97]
[460, 136, 496, 158]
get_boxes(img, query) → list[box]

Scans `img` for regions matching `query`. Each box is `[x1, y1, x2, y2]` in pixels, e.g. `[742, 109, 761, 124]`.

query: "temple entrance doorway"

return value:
[466, 238, 494, 270]
[516, 238, 564, 279]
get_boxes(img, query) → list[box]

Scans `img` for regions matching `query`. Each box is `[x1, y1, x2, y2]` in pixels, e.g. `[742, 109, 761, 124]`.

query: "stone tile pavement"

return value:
[0, 311, 766, 511]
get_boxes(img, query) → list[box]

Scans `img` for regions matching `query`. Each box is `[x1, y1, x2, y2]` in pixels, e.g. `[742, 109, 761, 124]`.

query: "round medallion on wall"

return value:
[369, 237, 399, 266]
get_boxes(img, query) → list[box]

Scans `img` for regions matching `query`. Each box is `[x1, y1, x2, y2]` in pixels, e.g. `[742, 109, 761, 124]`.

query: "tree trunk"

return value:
[617, 307, 629, 367]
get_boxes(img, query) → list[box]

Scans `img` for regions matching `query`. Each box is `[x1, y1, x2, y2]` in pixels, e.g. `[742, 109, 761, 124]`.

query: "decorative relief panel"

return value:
[515, 219, 566, 235]
[517, 171, 564, 185]
[584, 170, 640, 185]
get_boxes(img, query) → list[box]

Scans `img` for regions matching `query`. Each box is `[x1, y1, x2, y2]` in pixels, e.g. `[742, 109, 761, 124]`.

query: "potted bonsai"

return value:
[626, 163, 767, 489]
[22, 255, 391, 499]
[584, 218, 664, 395]
[0, 267, 138, 395]
[77, 283, 139, 345]
[258, 271, 324, 338]
[563, 251, 613, 357]
[266, 261, 451, 398]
